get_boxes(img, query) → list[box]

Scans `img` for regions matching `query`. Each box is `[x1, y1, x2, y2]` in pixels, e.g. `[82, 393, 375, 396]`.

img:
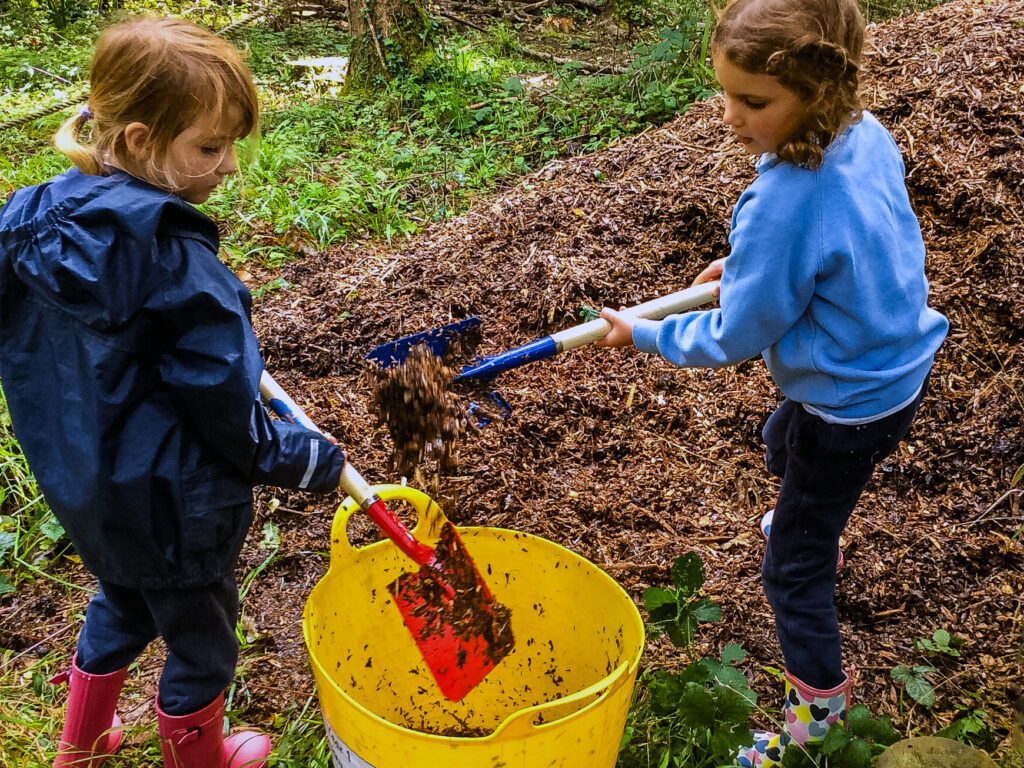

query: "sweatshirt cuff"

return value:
[632, 318, 663, 354]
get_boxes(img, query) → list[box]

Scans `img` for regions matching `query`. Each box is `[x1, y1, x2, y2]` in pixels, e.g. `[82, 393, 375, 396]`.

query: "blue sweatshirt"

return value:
[633, 112, 948, 421]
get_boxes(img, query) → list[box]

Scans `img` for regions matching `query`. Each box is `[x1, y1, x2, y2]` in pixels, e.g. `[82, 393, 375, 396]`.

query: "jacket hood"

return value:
[0, 168, 219, 332]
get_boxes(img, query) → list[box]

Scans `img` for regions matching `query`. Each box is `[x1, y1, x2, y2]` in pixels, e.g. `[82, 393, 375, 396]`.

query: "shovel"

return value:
[366, 281, 720, 414]
[259, 371, 514, 701]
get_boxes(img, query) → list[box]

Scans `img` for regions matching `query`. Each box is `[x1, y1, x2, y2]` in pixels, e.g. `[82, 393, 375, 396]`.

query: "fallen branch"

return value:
[436, 10, 489, 32]
[519, 44, 630, 74]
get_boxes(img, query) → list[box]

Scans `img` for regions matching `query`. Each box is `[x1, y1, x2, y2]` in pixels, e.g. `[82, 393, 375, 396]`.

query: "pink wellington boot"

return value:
[157, 693, 271, 768]
[51, 655, 127, 768]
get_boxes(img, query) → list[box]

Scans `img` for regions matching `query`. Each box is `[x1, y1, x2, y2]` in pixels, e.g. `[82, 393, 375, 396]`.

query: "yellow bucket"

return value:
[303, 485, 645, 768]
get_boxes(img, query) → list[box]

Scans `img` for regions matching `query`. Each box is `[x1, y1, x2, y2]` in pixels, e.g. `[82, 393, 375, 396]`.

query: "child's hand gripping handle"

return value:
[456, 280, 720, 382]
[555, 280, 721, 349]
[258, 370, 435, 566]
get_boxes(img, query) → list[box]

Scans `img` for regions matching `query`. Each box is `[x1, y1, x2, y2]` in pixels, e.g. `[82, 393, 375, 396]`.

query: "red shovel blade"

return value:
[388, 521, 514, 701]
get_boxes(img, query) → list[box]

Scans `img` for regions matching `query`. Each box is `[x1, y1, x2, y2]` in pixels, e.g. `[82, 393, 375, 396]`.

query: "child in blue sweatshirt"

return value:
[598, 0, 947, 764]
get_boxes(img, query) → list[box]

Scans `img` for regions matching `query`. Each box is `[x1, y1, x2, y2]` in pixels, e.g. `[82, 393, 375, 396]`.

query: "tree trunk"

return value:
[346, 0, 427, 89]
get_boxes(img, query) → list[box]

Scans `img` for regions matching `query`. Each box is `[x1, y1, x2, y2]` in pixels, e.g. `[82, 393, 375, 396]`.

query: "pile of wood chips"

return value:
[245, 0, 1023, 751]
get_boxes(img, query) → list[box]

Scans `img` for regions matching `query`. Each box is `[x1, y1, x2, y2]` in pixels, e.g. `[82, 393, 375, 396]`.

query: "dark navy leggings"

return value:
[761, 381, 927, 689]
[75, 574, 239, 715]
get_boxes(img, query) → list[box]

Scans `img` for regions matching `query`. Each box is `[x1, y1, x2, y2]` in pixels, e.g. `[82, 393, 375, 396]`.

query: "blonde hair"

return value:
[712, 0, 864, 169]
[55, 16, 258, 189]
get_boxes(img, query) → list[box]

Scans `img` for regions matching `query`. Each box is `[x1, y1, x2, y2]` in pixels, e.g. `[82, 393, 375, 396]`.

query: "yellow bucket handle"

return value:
[328, 484, 449, 568]
[489, 659, 633, 739]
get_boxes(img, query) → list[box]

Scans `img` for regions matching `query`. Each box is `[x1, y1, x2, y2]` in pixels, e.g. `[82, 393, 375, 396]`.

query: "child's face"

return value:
[165, 105, 246, 204]
[713, 53, 806, 157]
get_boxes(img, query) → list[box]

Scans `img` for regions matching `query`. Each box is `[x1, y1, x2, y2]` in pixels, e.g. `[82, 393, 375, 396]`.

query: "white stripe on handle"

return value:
[549, 280, 720, 352]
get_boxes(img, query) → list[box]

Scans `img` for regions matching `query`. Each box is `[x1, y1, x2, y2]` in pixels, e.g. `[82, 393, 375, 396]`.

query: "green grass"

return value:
[0, 390, 65, 595]
[2, 6, 719, 265]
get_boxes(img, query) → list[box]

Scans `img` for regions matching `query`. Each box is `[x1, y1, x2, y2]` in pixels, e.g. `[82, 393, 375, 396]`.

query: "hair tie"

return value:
[79, 106, 93, 123]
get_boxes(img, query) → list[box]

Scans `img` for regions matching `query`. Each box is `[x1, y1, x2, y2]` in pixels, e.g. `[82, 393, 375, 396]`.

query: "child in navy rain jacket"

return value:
[0, 17, 345, 768]
[597, 0, 947, 765]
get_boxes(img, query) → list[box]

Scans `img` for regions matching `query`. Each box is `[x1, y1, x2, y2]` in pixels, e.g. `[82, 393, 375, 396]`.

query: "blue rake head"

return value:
[365, 317, 482, 370]
[366, 318, 512, 425]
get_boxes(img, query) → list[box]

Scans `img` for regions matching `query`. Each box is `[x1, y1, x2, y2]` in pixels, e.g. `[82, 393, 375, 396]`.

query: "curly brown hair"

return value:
[712, 0, 865, 169]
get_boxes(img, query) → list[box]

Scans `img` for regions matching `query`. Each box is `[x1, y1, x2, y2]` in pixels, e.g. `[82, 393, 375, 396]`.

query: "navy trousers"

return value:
[75, 573, 240, 715]
[761, 382, 927, 689]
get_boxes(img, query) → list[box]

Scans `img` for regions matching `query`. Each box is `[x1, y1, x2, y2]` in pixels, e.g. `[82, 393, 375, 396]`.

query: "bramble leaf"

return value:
[670, 551, 705, 596]
[841, 737, 873, 768]
[891, 665, 936, 707]
[721, 644, 746, 665]
[690, 597, 721, 623]
[822, 722, 851, 754]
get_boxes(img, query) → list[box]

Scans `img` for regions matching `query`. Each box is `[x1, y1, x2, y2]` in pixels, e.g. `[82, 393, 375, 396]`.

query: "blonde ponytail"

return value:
[53, 106, 101, 175]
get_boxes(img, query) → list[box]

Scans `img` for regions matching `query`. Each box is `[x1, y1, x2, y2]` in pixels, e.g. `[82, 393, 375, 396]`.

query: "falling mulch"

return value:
[2, 0, 1022, 761]
[368, 343, 469, 474]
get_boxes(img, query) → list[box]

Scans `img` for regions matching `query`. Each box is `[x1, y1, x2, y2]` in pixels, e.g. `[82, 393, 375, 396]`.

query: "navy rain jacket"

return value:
[0, 168, 345, 588]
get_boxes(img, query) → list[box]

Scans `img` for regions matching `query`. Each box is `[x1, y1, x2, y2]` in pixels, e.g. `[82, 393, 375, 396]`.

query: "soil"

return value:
[2, 0, 1022, 761]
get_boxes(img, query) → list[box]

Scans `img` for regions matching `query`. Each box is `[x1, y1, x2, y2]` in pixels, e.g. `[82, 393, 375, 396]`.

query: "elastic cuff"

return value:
[631, 318, 662, 354]
[785, 665, 855, 697]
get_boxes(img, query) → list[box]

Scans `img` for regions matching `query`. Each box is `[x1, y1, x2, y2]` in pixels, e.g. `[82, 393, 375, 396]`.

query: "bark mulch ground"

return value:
[2, 0, 1021, 761]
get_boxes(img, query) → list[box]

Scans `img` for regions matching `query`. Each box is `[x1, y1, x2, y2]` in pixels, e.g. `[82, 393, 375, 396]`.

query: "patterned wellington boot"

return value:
[736, 669, 854, 768]
[760, 508, 844, 570]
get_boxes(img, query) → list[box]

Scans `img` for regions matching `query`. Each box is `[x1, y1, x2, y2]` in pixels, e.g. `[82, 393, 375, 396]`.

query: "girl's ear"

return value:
[123, 122, 152, 161]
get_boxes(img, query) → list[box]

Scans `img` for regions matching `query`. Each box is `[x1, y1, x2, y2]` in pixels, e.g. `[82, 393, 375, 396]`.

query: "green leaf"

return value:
[712, 665, 755, 704]
[0, 531, 14, 560]
[891, 665, 936, 706]
[822, 722, 851, 754]
[936, 709, 990, 742]
[867, 714, 901, 746]
[643, 586, 678, 613]
[501, 76, 522, 94]
[841, 737, 873, 768]
[661, 28, 685, 46]
[670, 552, 705, 596]
[666, 613, 699, 648]
[40, 515, 64, 542]
[675, 682, 716, 729]
[846, 704, 873, 734]
[713, 684, 757, 726]
[721, 644, 746, 666]
[890, 665, 913, 682]
[690, 597, 721, 623]
[648, 670, 690, 715]
[678, 660, 712, 685]
[905, 678, 936, 707]
[0, 573, 15, 596]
